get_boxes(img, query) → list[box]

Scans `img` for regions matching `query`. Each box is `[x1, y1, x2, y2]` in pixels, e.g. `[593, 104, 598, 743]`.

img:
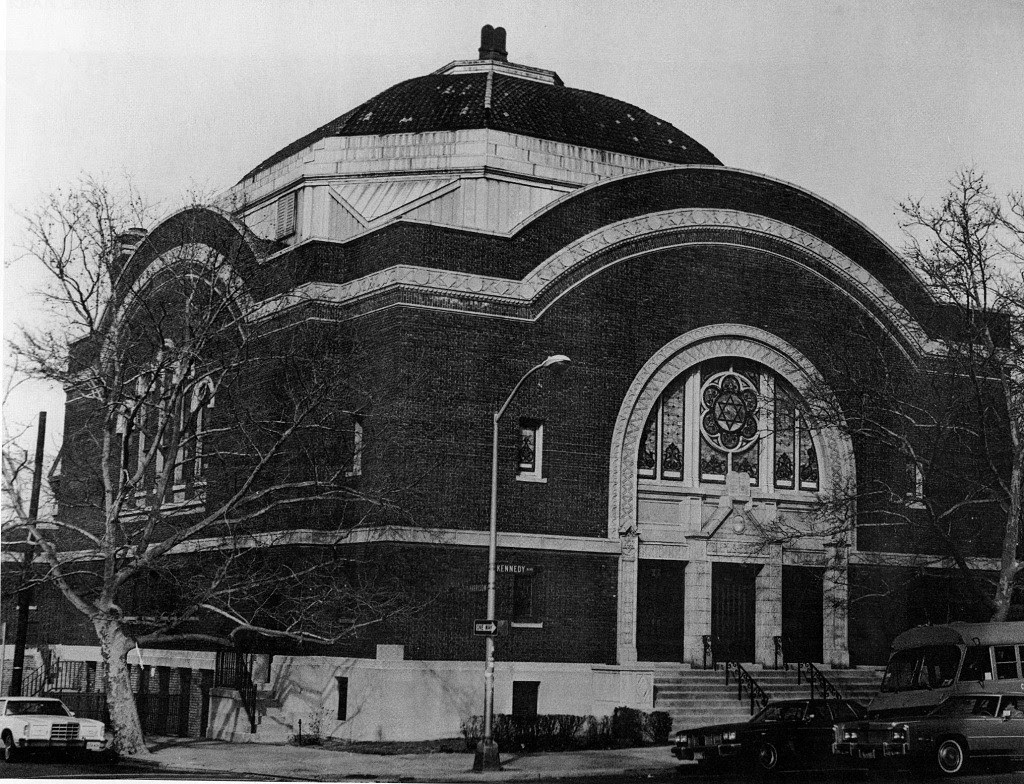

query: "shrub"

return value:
[462, 714, 611, 752]
[611, 706, 645, 747]
[461, 708, 670, 751]
[645, 710, 673, 744]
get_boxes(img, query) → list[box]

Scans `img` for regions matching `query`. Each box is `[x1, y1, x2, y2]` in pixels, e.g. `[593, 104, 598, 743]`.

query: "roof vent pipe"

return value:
[478, 25, 508, 62]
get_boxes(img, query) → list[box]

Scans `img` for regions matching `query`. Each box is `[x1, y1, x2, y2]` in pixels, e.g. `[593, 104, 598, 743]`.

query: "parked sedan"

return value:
[671, 698, 866, 773]
[833, 693, 1024, 775]
[0, 697, 110, 762]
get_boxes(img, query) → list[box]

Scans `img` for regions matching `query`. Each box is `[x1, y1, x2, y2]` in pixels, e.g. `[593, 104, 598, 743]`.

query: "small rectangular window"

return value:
[517, 419, 545, 481]
[512, 574, 534, 622]
[336, 676, 349, 720]
[346, 417, 363, 477]
[994, 645, 1021, 680]
[276, 192, 298, 239]
[511, 681, 539, 718]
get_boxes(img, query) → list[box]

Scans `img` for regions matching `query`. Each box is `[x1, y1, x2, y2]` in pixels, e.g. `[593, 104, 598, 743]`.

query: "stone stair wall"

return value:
[654, 665, 884, 731]
[218, 685, 295, 744]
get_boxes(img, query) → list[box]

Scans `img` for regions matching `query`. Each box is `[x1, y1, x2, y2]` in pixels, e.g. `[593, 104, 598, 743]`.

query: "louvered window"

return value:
[275, 192, 297, 239]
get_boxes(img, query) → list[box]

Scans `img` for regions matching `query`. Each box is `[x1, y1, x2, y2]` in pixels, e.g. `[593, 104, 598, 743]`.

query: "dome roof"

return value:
[241, 29, 721, 182]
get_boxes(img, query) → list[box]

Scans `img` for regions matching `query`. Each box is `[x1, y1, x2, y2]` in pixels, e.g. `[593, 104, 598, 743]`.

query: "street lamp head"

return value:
[541, 354, 571, 369]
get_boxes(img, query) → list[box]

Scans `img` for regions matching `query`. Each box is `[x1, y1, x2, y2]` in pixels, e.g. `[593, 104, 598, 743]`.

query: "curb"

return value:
[141, 760, 678, 782]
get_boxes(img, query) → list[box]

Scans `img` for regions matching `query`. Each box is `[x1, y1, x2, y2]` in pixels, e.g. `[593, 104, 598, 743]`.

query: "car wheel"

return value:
[936, 738, 968, 776]
[1, 732, 16, 763]
[756, 741, 780, 773]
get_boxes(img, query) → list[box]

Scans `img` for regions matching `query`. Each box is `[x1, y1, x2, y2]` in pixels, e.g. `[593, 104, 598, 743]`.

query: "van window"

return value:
[960, 646, 993, 682]
[881, 645, 961, 692]
[994, 645, 1023, 679]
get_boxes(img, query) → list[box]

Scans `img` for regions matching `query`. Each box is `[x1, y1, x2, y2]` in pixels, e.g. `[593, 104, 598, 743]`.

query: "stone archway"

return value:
[610, 324, 855, 667]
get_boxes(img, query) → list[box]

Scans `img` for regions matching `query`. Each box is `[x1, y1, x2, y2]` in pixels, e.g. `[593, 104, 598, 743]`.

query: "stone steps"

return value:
[653, 664, 884, 731]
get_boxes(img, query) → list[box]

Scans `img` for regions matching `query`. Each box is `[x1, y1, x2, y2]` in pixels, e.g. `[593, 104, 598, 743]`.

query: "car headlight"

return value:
[27, 722, 50, 739]
[891, 724, 909, 742]
[723, 730, 737, 742]
[842, 729, 859, 741]
[675, 733, 690, 747]
[82, 724, 103, 740]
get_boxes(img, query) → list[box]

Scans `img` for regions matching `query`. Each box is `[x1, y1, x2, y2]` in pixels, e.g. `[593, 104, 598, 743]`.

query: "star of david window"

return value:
[636, 358, 819, 491]
[700, 371, 759, 452]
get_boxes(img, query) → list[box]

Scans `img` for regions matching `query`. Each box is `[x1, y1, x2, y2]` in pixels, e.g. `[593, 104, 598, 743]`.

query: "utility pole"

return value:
[9, 411, 46, 696]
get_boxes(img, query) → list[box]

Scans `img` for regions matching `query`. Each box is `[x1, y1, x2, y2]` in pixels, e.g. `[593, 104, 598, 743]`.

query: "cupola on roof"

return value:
[242, 26, 721, 182]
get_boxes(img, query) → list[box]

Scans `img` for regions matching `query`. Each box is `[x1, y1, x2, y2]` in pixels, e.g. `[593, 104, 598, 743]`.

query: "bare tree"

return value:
[767, 170, 1023, 626]
[3, 178, 430, 755]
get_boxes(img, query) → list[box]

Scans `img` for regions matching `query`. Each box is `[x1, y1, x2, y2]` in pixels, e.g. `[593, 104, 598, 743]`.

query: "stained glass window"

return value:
[637, 407, 657, 477]
[661, 378, 686, 479]
[774, 387, 796, 489]
[700, 369, 759, 483]
[636, 358, 821, 493]
[699, 438, 727, 481]
[799, 416, 819, 490]
[518, 419, 544, 479]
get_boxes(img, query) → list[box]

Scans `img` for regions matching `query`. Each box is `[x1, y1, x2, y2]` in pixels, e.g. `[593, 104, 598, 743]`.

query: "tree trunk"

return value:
[93, 617, 149, 756]
[991, 440, 1023, 622]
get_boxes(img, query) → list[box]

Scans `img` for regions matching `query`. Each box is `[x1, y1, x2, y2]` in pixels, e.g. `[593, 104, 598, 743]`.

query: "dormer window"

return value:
[275, 191, 297, 240]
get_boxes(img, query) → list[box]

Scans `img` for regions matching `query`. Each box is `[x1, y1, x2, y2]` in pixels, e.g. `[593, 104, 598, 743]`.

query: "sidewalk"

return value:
[137, 737, 683, 782]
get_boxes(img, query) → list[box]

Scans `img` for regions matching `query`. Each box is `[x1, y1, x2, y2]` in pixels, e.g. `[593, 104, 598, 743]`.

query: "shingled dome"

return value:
[242, 27, 721, 182]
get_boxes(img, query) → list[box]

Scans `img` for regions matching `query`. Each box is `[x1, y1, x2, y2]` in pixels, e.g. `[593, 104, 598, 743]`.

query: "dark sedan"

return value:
[671, 698, 866, 774]
[833, 693, 1024, 775]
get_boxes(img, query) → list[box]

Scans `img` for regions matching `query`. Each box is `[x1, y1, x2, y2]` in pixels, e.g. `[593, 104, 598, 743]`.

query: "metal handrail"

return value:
[773, 635, 788, 670]
[797, 661, 845, 701]
[20, 664, 47, 697]
[702, 635, 716, 670]
[724, 661, 770, 715]
[214, 650, 258, 733]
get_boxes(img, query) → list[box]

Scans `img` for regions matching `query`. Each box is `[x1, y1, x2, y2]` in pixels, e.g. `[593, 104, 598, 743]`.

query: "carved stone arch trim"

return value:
[606, 324, 855, 539]
[102, 242, 255, 368]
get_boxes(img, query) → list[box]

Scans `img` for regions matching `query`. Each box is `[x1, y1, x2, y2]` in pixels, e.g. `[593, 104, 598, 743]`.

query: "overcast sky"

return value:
[3, 0, 1024, 459]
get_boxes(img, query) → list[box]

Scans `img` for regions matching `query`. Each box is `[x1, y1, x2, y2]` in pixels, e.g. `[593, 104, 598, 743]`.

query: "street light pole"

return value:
[474, 354, 570, 773]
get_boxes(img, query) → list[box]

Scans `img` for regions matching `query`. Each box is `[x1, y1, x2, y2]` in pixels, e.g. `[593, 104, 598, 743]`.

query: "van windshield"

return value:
[881, 645, 962, 692]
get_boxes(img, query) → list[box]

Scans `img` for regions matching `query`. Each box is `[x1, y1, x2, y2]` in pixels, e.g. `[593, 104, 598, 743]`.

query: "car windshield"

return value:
[752, 703, 805, 723]
[831, 701, 864, 722]
[928, 696, 999, 718]
[881, 645, 962, 692]
[5, 700, 70, 717]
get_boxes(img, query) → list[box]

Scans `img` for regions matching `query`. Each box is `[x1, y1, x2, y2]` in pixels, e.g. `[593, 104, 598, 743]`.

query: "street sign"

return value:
[496, 564, 536, 575]
[474, 619, 498, 636]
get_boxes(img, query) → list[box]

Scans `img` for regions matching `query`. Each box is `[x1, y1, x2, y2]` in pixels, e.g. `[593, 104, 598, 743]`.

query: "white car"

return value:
[0, 697, 110, 762]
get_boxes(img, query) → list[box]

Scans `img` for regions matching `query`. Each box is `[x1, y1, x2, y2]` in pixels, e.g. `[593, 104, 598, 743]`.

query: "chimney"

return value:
[478, 25, 508, 62]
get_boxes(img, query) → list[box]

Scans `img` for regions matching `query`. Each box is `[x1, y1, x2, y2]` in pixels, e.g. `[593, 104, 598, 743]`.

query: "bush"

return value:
[611, 706, 644, 747]
[645, 711, 673, 744]
[461, 708, 671, 752]
[462, 714, 610, 752]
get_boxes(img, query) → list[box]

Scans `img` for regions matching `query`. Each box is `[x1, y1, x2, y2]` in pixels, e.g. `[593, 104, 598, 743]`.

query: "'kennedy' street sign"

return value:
[496, 564, 536, 575]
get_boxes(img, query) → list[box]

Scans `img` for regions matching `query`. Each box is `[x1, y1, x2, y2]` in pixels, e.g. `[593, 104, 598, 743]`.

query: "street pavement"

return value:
[129, 737, 680, 781]
[4, 741, 1023, 782]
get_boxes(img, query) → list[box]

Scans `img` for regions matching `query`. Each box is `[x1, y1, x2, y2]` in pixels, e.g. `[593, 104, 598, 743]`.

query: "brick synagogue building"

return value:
[5, 28, 1010, 742]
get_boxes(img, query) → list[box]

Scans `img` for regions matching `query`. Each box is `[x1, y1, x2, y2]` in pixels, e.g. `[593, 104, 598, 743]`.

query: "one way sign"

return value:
[474, 619, 498, 636]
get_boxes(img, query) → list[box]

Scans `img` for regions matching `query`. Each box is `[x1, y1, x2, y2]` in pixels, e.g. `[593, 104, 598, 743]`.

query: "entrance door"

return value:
[636, 560, 686, 661]
[782, 566, 824, 663]
[712, 563, 757, 662]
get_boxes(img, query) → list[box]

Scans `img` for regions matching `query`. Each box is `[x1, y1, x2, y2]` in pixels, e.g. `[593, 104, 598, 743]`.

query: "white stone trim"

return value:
[247, 208, 932, 357]
[16, 526, 621, 564]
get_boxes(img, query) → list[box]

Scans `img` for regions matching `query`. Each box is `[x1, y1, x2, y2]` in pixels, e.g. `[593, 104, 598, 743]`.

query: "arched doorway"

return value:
[609, 325, 854, 667]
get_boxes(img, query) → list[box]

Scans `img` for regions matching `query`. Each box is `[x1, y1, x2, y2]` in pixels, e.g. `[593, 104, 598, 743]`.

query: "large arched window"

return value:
[636, 357, 819, 491]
